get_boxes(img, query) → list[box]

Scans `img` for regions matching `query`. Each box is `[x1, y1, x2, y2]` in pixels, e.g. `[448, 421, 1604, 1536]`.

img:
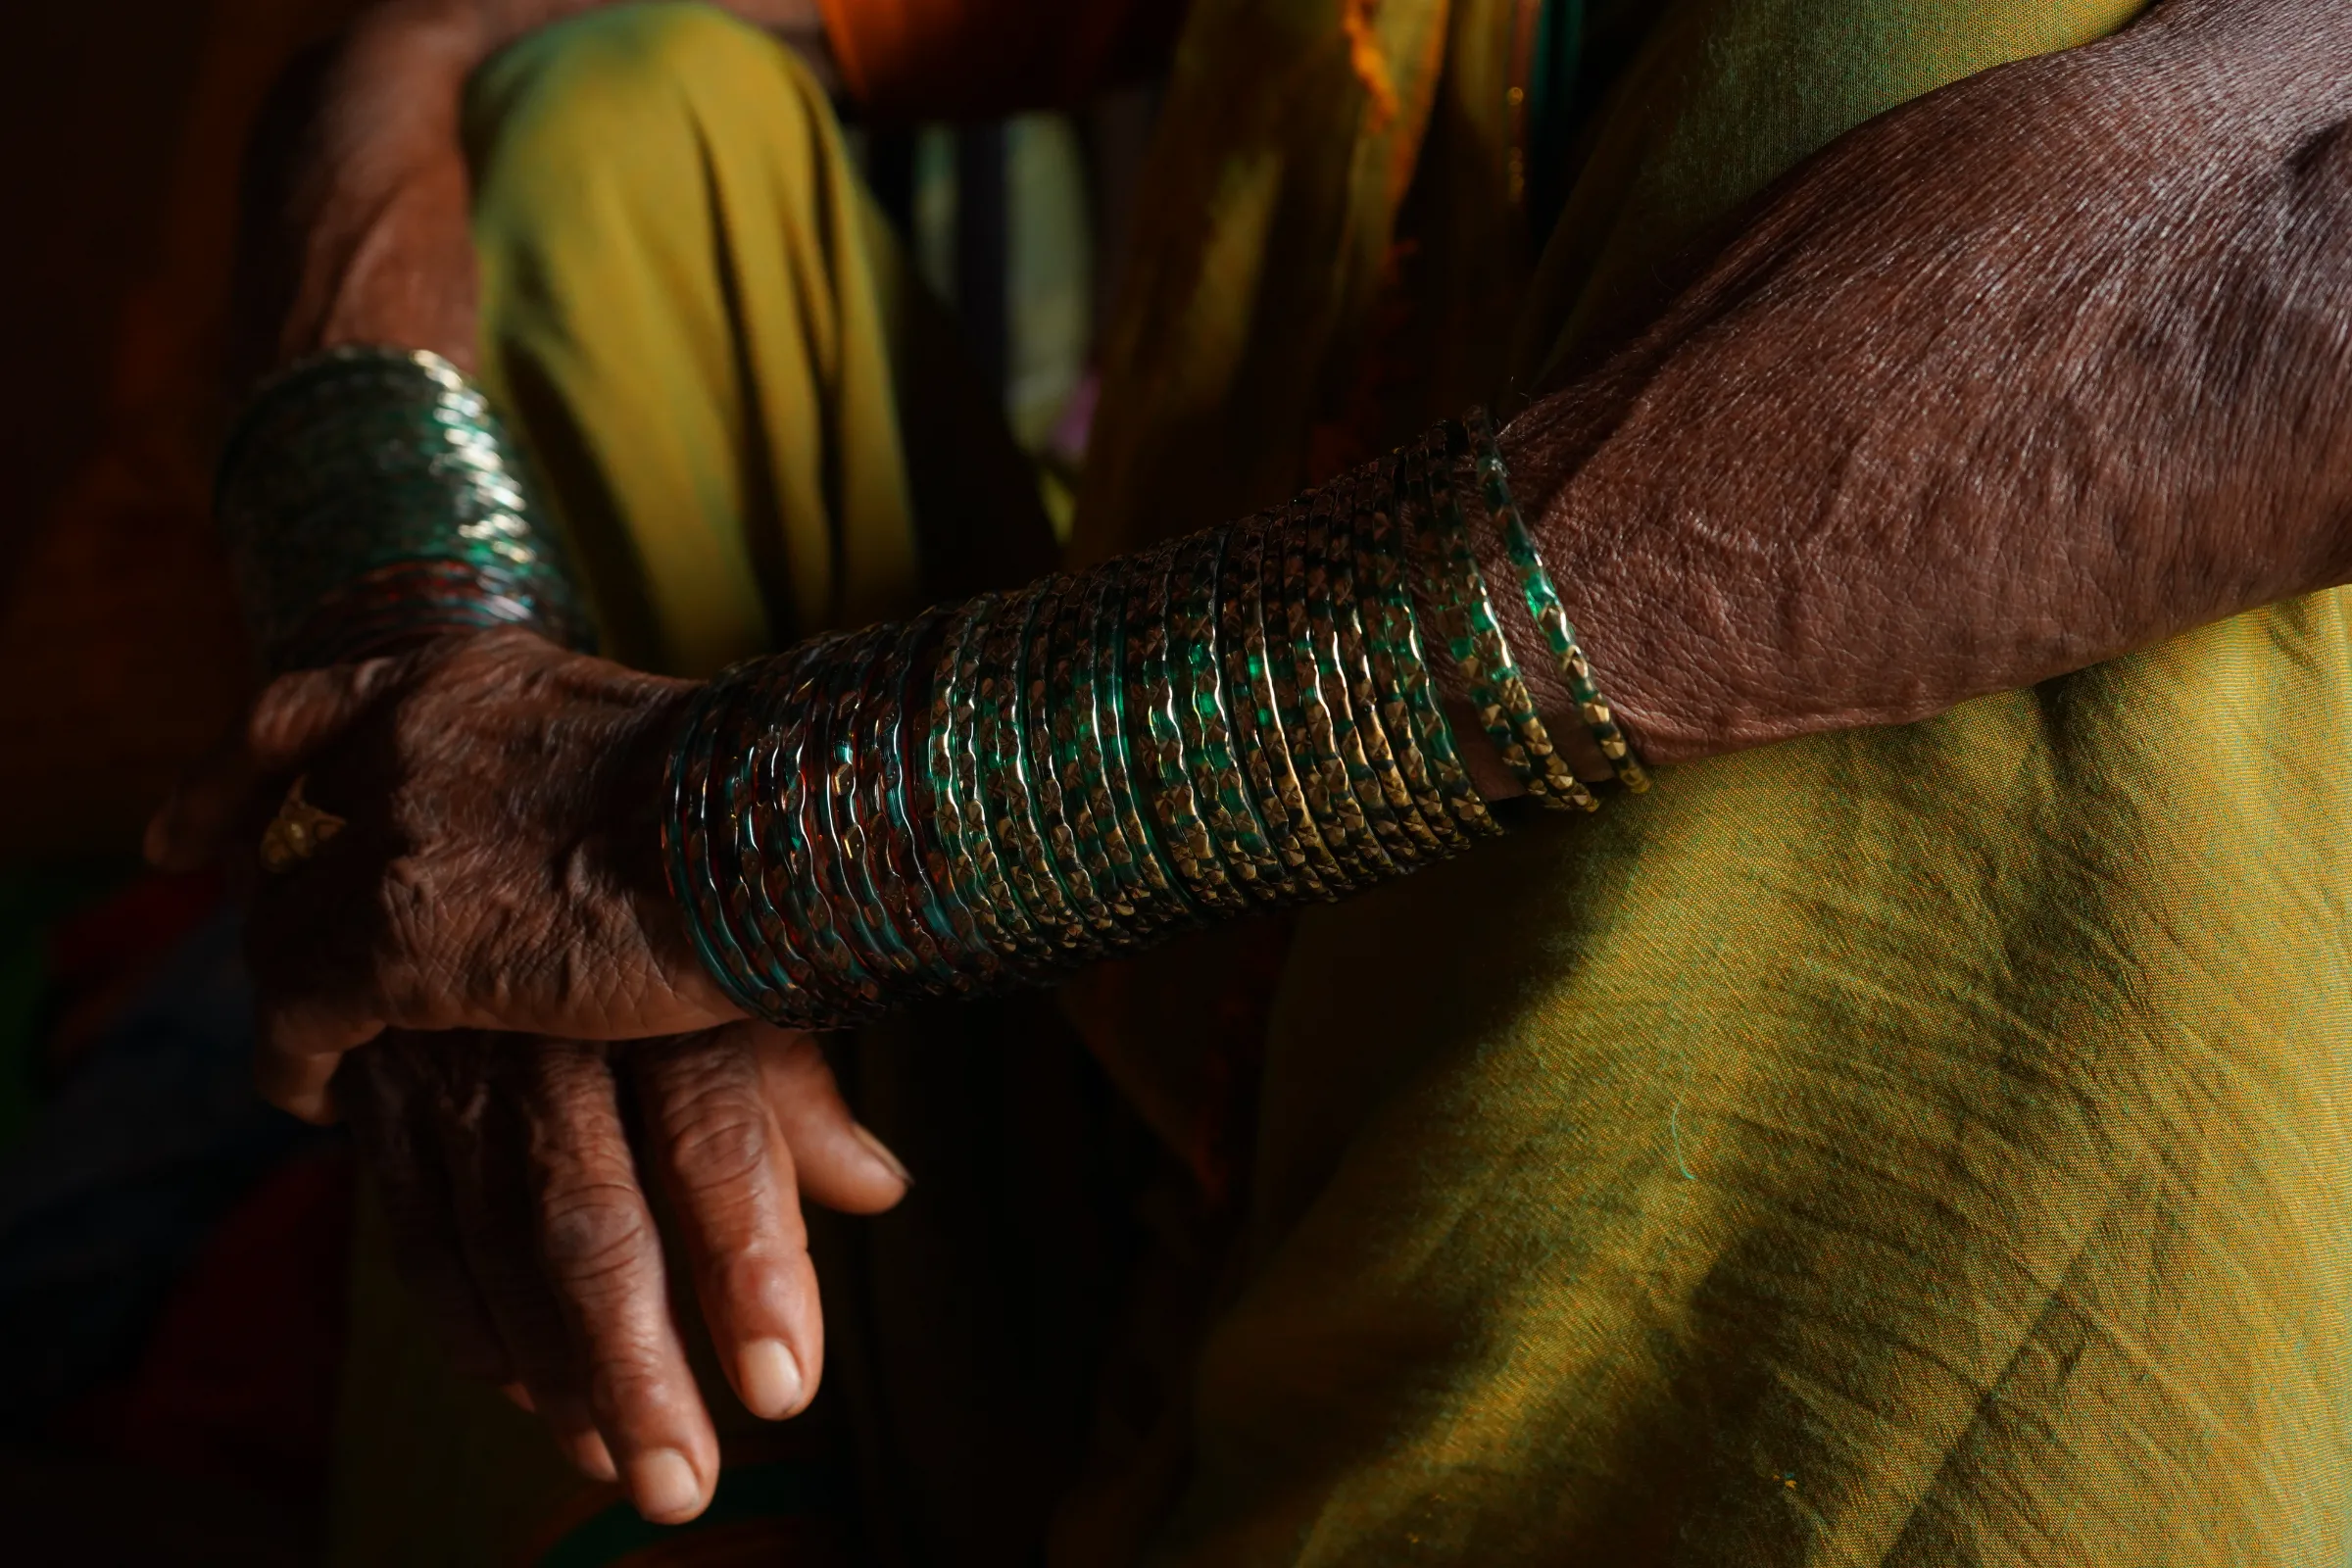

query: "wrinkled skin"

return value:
[338, 1022, 906, 1522]
[151, 633, 729, 1117]
[156, 0, 2352, 1527]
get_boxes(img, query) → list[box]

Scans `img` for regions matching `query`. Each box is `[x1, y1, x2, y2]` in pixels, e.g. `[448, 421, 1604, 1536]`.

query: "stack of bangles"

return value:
[218, 347, 1652, 1032]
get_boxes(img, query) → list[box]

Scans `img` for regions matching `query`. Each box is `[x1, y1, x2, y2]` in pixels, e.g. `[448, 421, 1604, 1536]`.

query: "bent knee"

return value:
[465, 2, 821, 196]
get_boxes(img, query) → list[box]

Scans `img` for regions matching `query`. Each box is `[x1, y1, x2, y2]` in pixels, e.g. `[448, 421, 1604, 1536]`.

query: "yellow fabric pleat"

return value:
[465, 2, 922, 675]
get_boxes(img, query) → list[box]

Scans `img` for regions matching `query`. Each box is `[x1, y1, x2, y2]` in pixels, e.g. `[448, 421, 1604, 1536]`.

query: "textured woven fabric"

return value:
[465, 3, 927, 675]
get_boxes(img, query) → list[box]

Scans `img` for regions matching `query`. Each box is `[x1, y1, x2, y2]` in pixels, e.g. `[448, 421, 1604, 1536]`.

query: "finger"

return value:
[747, 1025, 910, 1215]
[256, 995, 387, 1124]
[146, 662, 396, 873]
[525, 1040, 718, 1524]
[145, 729, 256, 873]
[245, 660, 401, 769]
[435, 1050, 618, 1487]
[335, 1039, 510, 1383]
[630, 1028, 822, 1425]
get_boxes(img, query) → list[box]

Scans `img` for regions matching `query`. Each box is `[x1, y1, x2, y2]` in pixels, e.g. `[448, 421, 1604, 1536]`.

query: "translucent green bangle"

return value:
[980, 580, 1102, 954]
[858, 610, 974, 994]
[808, 624, 916, 998]
[1409, 430, 1596, 813]
[1269, 489, 1392, 880]
[1041, 574, 1129, 926]
[752, 637, 874, 1015]
[218, 346, 590, 667]
[1020, 573, 1121, 939]
[910, 603, 1012, 983]
[663, 674, 784, 1022]
[1169, 526, 1292, 906]
[1466, 410, 1651, 796]
[935, 595, 1057, 972]
[1088, 563, 1197, 927]
[1124, 544, 1250, 915]
[1302, 481, 1420, 870]
[1218, 513, 1342, 901]
[1348, 461, 1495, 844]
[1322, 469, 1443, 859]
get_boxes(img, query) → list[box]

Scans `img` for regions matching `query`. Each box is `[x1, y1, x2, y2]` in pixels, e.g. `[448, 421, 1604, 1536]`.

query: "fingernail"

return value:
[630, 1448, 703, 1521]
[851, 1123, 913, 1186]
[739, 1337, 804, 1419]
[499, 1381, 536, 1413]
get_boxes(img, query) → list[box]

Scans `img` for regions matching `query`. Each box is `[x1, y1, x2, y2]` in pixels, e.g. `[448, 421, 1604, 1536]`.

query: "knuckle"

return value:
[537, 1179, 654, 1283]
[661, 1101, 768, 1198]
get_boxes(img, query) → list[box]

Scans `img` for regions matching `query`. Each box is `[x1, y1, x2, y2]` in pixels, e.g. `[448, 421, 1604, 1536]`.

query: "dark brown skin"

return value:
[151, 0, 2352, 1527]
[340, 1022, 906, 1516]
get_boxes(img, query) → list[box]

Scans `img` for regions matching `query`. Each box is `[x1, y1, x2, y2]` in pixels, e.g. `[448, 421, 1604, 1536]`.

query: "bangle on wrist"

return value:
[665, 412, 1651, 1031]
[217, 345, 591, 672]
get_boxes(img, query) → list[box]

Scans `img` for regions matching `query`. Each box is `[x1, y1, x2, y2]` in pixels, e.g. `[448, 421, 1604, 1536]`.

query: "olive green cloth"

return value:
[331, 0, 2352, 1563]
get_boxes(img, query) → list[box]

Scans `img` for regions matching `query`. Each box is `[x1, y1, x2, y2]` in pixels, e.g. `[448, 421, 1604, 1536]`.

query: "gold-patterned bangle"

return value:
[1088, 560, 1198, 926]
[1406, 428, 1597, 813]
[1169, 524, 1294, 905]
[1465, 409, 1651, 795]
[1268, 488, 1395, 880]
[665, 411, 1642, 1033]
[1219, 511, 1344, 900]
[1124, 542, 1251, 915]
[1351, 459, 1497, 842]
[1307, 472, 1433, 865]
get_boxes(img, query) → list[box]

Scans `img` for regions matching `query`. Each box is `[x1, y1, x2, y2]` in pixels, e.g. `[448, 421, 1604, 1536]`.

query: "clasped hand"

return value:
[149, 629, 908, 1524]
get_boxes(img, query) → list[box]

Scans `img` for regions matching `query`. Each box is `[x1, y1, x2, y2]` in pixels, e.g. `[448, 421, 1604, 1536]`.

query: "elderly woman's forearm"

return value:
[1493, 0, 2352, 766]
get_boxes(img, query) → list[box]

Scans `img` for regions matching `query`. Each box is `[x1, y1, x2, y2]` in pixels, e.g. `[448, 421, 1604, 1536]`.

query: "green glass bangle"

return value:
[1269, 490, 1390, 882]
[1170, 526, 1290, 906]
[981, 580, 1102, 954]
[714, 657, 826, 1020]
[934, 595, 1052, 972]
[1347, 462, 1493, 845]
[808, 625, 913, 999]
[744, 639, 861, 1016]
[858, 610, 972, 994]
[1044, 570, 1144, 929]
[1124, 544, 1250, 915]
[1408, 431, 1597, 813]
[1302, 481, 1419, 871]
[1465, 410, 1651, 796]
[662, 676, 778, 1022]
[1088, 562, 1197, 927]
[693, 659, 823, 1024]
[218, 346, 590, 668]
[911, 603, 1012, 982]
[1218, 512, 1342, 901]
[1026, 574, 1126, 937]
[1323, 469, 1442, 859]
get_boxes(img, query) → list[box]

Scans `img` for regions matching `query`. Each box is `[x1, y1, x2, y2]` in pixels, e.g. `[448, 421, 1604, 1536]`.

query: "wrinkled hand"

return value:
[337, 1021, 908, 1525]
[147, 627, 736, 1121]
